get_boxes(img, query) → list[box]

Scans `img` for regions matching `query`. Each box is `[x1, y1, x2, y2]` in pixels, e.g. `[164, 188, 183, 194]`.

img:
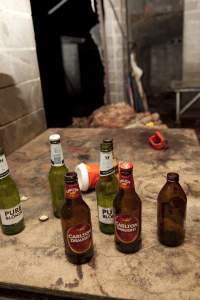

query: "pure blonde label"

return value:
[0, 204, 23, 225]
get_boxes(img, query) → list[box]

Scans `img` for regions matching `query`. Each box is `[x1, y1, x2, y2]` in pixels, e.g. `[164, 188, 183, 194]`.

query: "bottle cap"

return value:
[49, 134, 60, 143]
[75, 163, 89, 191]
[64, 172, 78, 183]
[167, 172, 179, 182]
[100, 142, 112, 152]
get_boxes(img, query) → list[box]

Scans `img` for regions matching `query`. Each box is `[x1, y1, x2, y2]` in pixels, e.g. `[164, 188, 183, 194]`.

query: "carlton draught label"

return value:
[115, 215, 139, 243]
[67, 224, 92, 254]
[0, 204, 23, 226]
[65, 183, 81, 200]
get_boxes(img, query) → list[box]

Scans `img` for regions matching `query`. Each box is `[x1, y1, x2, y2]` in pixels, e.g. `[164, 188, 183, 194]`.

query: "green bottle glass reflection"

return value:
[96, 140, 118, 234]
[0, 147, 25, 235]
[48, 134, 68, 218]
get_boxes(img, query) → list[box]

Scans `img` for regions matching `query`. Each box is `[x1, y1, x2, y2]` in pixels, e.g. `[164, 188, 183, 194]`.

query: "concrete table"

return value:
[1, 128, 200, 300]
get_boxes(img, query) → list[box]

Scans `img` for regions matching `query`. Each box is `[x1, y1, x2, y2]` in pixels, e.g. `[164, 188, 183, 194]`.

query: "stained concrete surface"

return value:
[0, 128, 200, 299]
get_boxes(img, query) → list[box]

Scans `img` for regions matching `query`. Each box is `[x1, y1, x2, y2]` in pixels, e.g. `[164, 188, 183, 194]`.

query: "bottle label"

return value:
[119, 174, 134, 189]
[0, 154, 9, 179]
[100, 151, 114, 176]
[98, 206, 114, 224]
[0, 203, 23, 226]
[115, 215, 139, 243]
[65, 183, 81, 200]
[67, 223, 92, 254]
[51, 143, 64, 166]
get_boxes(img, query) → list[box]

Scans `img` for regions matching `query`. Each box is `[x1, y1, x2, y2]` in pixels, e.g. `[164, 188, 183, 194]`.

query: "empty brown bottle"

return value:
[113, 162, 142, 253]
[157, 173, 187, 247]
[61, 172, 94, 264]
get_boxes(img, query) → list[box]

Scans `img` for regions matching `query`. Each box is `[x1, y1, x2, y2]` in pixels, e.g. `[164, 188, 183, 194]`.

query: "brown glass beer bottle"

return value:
[157, 173, 187, 247]
[61, 172, 94, 264]
[113, 162, 142, 253]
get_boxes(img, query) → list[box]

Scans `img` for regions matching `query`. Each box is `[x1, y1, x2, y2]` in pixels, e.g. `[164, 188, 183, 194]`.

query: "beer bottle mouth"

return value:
[102, 138, 113, 150]
[49, 134, 61, 144]
[65, 172, 78, 183]
[167, 172, 179, 182]
[119, 162, 133, 175]
[100, 143, 112, 152]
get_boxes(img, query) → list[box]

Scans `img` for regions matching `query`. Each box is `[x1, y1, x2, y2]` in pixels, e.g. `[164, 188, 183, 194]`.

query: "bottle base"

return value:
[66, 250, 93, 265]
[1, 221, 25, 236]
[115, 239, 142, 254]
[158, 231, 184, 247]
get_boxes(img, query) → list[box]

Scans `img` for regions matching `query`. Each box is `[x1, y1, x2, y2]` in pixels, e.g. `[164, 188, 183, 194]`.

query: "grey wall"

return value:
[183, 0, 200, 80]
[128, 0, 183, 95]
[0, 0, 46, 154]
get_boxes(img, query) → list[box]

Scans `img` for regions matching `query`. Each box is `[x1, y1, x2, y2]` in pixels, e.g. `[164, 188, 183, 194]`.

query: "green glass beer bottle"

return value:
[48, 134, 68, 218]
[0, 147, 25, 235]
[95, 141, 118, 234]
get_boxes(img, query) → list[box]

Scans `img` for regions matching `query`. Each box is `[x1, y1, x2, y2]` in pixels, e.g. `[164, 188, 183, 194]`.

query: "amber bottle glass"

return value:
[61, 172, 94, 264]
[113, 162, 142, 253]
[157, 173, 187, 247]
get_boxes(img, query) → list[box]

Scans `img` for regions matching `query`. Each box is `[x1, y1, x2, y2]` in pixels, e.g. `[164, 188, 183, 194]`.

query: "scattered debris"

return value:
[20, 195, 29, 202]
[71, 104, 167, 129]
[39, 215, 49, 222]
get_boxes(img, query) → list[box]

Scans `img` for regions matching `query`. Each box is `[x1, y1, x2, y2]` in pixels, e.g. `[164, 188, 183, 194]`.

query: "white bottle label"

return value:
[98, 206, 114, 224]
[0, 154, 9, 179]
[50, 143, 64, 166]
[0, 203, 23, 225]
[100, 151, 114, 176]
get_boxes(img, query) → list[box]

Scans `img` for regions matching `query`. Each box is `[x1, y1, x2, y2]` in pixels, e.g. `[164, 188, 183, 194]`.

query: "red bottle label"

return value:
[119, 174, 134, 189]
[67, 224, 92, 254]
[115, 215, 139, 244]
[65, 183, 81, 199]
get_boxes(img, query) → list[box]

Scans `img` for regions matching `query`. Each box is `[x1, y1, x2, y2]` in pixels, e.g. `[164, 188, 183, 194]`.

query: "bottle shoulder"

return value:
[49, 164, 68, 175]
[0, 175, 18, 189]
[158, 182, 187, 203]
[61, 198, 91, 219]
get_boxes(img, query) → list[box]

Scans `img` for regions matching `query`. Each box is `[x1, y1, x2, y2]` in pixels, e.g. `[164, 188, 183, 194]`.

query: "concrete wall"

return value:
[183, 0, 200, 80]
[100, 0, 128, 103]
[0, 0, 46, 154]
[128, 0, 183, 95]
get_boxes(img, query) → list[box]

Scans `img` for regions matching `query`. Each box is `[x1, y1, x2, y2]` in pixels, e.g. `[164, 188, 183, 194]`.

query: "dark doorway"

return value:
[31, 0, 104, 127]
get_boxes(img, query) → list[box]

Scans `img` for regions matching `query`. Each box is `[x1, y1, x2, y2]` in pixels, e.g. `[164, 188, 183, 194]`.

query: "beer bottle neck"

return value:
[119, 171, 134, 190]
[0, 154, 9, 180]
[50, 142, 64, 167]
[64, 181, 82, 200]
[99, 150, 115, 177]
